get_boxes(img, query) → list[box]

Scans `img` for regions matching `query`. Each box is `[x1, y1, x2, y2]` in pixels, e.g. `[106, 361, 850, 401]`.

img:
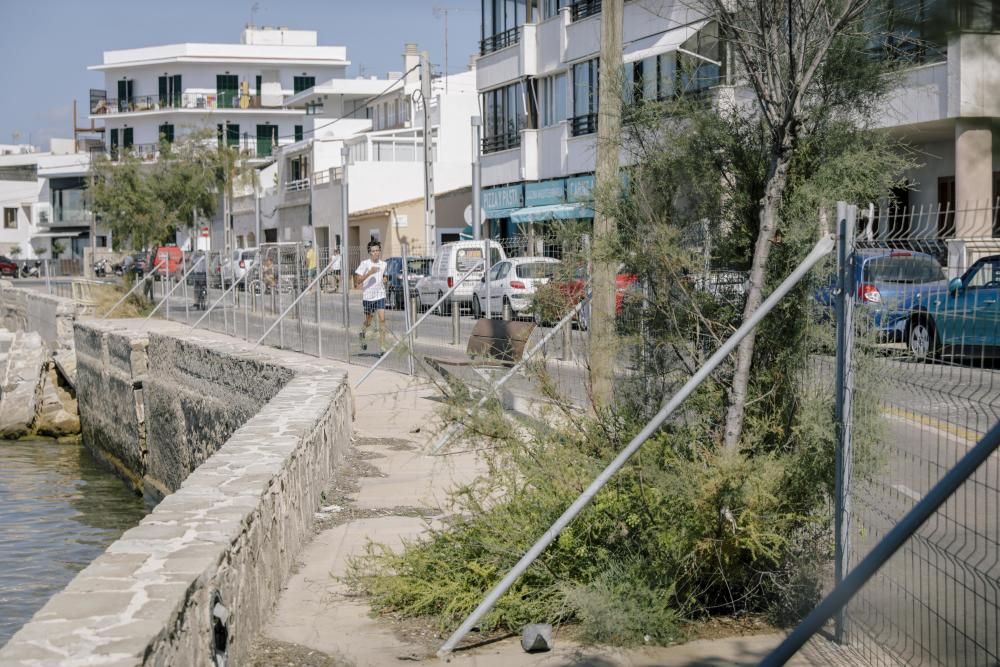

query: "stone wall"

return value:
[0, 320, 353, 666]
[0, 280, 83, 351]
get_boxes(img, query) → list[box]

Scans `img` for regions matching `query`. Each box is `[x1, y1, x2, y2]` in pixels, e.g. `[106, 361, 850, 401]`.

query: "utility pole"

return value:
[340, 147, 351, 359]
[589, 0, 623, 410]
[420, 51, 437, 255]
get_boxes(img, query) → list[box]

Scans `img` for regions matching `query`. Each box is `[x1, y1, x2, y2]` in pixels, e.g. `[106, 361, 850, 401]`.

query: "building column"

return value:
[954, 118, 993, 235]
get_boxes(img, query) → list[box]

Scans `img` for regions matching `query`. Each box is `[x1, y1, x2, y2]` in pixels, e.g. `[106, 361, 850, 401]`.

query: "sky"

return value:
[0, 0, 482, 149]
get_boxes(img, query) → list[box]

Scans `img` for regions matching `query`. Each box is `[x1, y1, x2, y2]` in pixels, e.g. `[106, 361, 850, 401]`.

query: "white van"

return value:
[417, 240, 506, 314]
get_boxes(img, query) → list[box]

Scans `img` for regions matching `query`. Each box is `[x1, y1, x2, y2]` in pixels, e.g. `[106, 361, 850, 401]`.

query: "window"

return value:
[538, 73, 567, 127]
[256, 124, 278, 157]
[123, 128, 134, 149]
[541, 0, 571, 19]
[293, 76, 315, 94]
[3, 208, 16, 230]
[158, 123, 174, 144]
[572, 58, 599, 135]
[117, 79, 133, 112]
[865, 0, 946, 63]
[678, 22, 721, 93]
[294, 125, 304, 142]
[256, 75, 262, 98]
[216, 74, 239, 108]
[158, 74, 182, 108]
[481, 81, 525, 153]
[965, 258, 1000, 288]
[570, 0, 601, 21]
[481, 0, 526, 54]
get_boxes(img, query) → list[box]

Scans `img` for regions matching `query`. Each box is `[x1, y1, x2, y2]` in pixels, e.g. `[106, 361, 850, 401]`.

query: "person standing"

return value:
[330, 247, 342, 292]
[305, 242, 317, 285]
[353, 240, 388, 352]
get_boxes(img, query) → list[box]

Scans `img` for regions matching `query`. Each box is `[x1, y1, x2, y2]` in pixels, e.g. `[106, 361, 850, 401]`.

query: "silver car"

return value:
[472, 256, 561, 321]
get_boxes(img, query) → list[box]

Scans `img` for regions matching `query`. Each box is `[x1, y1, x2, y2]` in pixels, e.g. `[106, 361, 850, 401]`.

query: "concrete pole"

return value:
[472, 117, 482, 241]
[421, 51, 436, 256]
[341, 147, 351, 361]
[254, 179, 261, 249]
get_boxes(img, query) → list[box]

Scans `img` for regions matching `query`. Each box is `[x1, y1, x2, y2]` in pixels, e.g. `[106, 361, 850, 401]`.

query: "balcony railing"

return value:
[482, 131, 522, 154]
[91, 136, 278, 163]
[91, 93, 268, 115]
[570, 113, 598, 136]
[285, 178, 311, 192]
[571, 0, 601, 21]
[480, 26, 521, 55]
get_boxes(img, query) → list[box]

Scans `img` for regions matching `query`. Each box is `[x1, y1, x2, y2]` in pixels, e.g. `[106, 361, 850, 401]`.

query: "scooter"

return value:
[20, 261, 40, 279]
[93, 258, 109, 278]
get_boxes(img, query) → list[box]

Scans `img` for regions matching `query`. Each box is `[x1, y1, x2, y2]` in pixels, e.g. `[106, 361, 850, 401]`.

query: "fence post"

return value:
[182, 255, 190, 323]
[44, 259, 51, 294]
[833, 202, 857, 643]
[451, 302, 461, 345]
[401, 241, 415, 375]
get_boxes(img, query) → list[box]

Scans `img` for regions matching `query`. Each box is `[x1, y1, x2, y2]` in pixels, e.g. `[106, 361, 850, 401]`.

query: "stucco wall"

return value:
[0, 280, 83, 351]
[0, 319, 352, 666]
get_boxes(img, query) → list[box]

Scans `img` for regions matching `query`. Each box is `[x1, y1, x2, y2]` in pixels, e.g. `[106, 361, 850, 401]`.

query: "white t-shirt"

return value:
[355, 258, 387, 301]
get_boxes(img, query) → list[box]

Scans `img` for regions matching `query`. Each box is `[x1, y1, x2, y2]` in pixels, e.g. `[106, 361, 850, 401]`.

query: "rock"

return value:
[520, 624, 553, 653]
[0, 331, 46, 438]
[34, 363, 80, 437]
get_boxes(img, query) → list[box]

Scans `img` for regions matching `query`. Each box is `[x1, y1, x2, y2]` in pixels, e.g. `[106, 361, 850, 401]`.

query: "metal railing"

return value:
[102, 260, 166, 318]
[570, 0, 601, 21]
[570, 113, 598, 136]
[479, 25, 521, 55]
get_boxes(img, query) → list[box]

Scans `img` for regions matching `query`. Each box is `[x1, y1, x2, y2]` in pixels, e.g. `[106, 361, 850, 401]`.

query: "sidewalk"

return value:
[249, 362, 858, 667]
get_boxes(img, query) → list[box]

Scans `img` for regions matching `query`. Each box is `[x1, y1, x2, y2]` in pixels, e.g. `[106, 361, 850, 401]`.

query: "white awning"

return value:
[623, 20, 707, 64]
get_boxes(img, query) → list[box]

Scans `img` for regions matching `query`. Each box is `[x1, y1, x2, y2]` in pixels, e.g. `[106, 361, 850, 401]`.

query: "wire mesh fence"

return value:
[838, 202, 1000, 666]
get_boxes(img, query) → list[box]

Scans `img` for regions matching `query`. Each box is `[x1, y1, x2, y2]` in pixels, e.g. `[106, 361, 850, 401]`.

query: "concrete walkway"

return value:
[254, 362, 861, 667]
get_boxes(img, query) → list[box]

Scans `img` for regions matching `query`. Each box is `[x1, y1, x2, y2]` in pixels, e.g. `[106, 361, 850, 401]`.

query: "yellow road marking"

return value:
[882, 405, 981, 445]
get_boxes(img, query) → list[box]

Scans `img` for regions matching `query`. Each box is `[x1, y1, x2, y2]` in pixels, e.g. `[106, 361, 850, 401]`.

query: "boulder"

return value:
[0, 331, 46, 438]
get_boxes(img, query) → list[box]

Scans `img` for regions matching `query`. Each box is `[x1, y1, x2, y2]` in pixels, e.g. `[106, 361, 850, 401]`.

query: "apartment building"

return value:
[0, 140, 106, 262]
[256, 44, 480, 261]
[475, 0, 1000, 270]
[88, 26, 349, 162]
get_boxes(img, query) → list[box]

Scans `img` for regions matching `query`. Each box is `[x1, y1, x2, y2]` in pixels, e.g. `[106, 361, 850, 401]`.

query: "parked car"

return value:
[417, 240, 506, 314]
[905, 254, 1000, 360]
[0, 256, 17, 277]
[471, 256, 561, 321]
[535, 266, 639, 330]
[814, 249, 948, 341]
[221, 248, 258, 287]
[385, 256, 434, 310]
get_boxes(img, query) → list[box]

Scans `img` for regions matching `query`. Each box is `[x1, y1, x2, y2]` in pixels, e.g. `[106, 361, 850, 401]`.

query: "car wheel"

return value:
[907, 317, 937, 361]
[436, 291, 451, 316]
[472, 295, 482, 320]
[502, 298, 513, 322]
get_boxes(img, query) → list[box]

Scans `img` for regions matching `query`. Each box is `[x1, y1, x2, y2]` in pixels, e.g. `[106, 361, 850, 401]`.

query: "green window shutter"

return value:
[256, 124, 275, 157]
[294, 125, 303, 142]
[227, 124, 240, 148]
[255, 75, 262, 98]
[110, 128, 119, 149]
[158, 124, 174, 143]
[173, 74, 182, 107]
[217, 75, 238, 108]
[123, 128, 133, 148]
[293, 76, 315, 94]
[158, 76, 168, 107]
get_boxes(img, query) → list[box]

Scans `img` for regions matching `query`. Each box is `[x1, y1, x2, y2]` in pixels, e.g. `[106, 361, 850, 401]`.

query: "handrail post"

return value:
[144, 256, 205, 320]
[189, 270, 248, 330]
[252, 260, 336, 349]
[401, 241, 414, 375]
[436, 236, 835, 657]
[103, 260, 166, 318]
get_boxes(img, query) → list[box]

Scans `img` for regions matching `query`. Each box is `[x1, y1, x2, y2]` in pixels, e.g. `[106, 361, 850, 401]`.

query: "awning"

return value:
[509, 203, 594, 224]
[31, 231, 86, 238]
[485, 207, 519, 220]
[623, 20, 707, 64]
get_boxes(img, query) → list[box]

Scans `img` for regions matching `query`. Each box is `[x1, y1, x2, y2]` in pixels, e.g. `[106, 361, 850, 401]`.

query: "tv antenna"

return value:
[250, 2, 260, 28]
[433, 6, 462, 93]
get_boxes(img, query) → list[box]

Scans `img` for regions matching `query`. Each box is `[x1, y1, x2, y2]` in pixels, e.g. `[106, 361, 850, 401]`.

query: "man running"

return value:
[353, 239, 388, 352]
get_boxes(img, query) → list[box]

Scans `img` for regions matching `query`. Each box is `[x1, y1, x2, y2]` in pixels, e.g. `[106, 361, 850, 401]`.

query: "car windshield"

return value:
[516, 262, 558, 279]
[407, 258, 433, 275]
[862, 255, 944, 284]
[243, 250, 257, 260]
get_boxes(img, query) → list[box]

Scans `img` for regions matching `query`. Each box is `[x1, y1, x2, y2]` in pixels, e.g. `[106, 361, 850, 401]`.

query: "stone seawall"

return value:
[0, 281, 84, 351]
[0, 319, 353, 666]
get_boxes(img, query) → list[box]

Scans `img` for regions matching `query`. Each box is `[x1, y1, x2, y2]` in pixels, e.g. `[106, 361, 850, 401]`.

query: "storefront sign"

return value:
[482, 184, 524, 215]
[566, 175, 594, 202]
[525, 179, 566, 207]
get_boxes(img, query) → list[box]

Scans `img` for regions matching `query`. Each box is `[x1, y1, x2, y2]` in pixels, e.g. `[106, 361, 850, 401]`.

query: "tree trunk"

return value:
[722, 150, 792, 452]
[589, 0, 624, 411]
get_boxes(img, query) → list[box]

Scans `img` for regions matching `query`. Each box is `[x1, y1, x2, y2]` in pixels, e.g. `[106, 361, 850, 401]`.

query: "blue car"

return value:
[905, 254, 1000, 361]
[816, 249, 948, 341]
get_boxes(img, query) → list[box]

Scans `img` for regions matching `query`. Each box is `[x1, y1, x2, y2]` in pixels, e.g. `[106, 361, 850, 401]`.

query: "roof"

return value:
[89, 42, 349, 71]
[285, 78, 405, 107]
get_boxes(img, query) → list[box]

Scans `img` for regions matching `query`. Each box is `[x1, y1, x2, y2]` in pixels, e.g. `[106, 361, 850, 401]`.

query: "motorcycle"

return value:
[93, 258, 109, 278]
[20, 261, 40, 279]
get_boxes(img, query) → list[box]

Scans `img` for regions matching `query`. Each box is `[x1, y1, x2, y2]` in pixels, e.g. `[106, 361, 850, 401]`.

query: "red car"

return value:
[0, 256, 17, 277]
[538, 266, 640, 330]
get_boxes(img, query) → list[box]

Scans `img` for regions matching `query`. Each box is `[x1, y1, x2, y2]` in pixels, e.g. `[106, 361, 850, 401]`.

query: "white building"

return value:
[474, 0, 1000, 269]
[88, 27, 348, 162]
[0, 140, 106, 264]
[240, 43, 480, 263]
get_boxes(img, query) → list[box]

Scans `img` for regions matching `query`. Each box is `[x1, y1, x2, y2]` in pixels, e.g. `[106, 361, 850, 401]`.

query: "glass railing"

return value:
[90, 93, 267, 115]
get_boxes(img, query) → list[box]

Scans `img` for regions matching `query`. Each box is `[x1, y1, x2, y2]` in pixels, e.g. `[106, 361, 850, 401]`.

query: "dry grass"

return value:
[89, 282, 155, 319]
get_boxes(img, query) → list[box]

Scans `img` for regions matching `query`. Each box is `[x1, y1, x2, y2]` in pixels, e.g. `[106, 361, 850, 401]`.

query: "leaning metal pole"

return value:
[340, 149, 351, 362]
[103, 260, 166, 318]
[144, 256, 205, 320]
[190, 271, 248, 331]
[437, 235, 836, 657]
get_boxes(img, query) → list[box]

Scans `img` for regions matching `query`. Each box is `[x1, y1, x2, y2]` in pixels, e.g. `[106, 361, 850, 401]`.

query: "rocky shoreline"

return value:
[0, 328, 80, 439]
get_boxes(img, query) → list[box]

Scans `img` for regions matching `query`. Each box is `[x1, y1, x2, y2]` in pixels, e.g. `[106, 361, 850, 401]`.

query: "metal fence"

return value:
[830, 202, 1000, 666]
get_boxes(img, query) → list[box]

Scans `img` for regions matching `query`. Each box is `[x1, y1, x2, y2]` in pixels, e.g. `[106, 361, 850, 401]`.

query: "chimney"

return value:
[403, 43, 420, 85]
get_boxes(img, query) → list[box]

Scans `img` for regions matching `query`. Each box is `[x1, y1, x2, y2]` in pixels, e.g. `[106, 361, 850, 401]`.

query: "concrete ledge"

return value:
[0, 320, 352, 666]
[0, 281, 85, 351]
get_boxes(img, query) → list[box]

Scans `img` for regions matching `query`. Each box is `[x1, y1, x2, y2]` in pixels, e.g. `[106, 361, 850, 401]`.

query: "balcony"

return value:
[90, 92, 272, 115]
[571, 0, 601, 21]
[480, 26, 521, 56]
[570, 113, 597, 136]
[285, 178, 311, 192]
[91, 137, 279, 163]
[482, 131, 521, 154]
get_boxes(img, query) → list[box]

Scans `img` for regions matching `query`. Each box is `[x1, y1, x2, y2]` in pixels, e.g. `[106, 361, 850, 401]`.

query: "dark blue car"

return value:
[816, 249, 948, 341]
[905, 254, 1000, 360]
